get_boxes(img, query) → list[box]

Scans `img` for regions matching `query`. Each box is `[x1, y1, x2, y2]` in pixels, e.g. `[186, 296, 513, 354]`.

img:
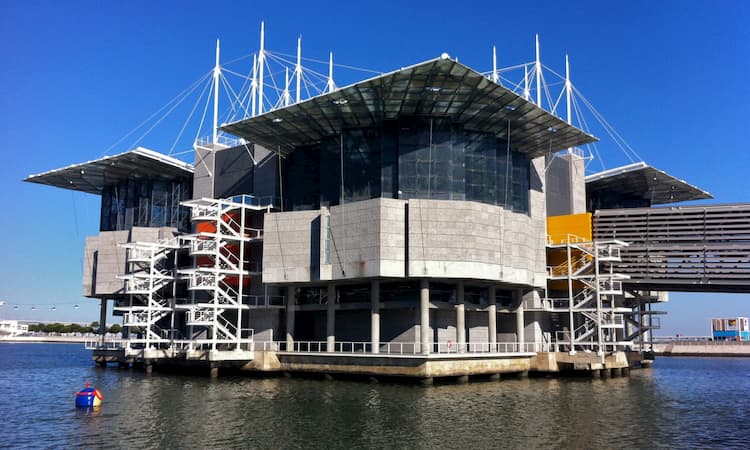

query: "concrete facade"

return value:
[263, 194, 546, 287]
[83, 226, 177, 298]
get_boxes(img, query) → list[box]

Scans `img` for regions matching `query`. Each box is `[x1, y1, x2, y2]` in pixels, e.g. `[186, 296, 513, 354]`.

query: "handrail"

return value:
[254, 340, 543, 354]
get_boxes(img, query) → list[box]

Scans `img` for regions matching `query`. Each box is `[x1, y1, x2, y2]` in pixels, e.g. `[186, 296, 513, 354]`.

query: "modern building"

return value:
[25, 42, 750, 381]
[711, 317, 750, 341]
[0, 320, 29, 338]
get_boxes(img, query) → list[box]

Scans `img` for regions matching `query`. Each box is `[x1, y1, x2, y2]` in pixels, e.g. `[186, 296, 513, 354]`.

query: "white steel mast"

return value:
[565, 54, 572, 125]
[282, 67, 291, 107]
[258, 22, 265, 115]
[535, 34, 541, 107]
[295, 36, 302, 103]
[250, 54, 258, 117]
[213, 39, 220, 145]
[326, 52, 335, 93]
[492, 46, 498, 83]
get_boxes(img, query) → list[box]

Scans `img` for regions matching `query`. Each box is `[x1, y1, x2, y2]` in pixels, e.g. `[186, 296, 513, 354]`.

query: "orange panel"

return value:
[547, 213, 592, 244]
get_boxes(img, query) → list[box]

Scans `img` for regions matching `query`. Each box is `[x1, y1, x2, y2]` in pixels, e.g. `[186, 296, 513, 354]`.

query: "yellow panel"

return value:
[547, 213, 592, 244]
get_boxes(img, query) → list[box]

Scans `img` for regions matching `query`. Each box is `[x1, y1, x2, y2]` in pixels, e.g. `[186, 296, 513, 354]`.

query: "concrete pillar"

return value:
[516, 300, 525, 352]
[456, 282, 465, 353]
[371, 281, 380, 354]
[98, 298, 108, 346]
[144, 361, 153, 376]
[622, 367, 631, 376]
[488, 373, 501, 381]
[420, 377, 433, 386]
[285, 286, 295, 350]
[488, 286, 497, 351]
[611, 368, 622, 377]
[456, 375, 469, 384]
[601, 367, 611, 378]
[420, 279, 430, 355]
[327, 284, 336, 352]
[210, 365, 219, 379]
[591, 369, 601, 379]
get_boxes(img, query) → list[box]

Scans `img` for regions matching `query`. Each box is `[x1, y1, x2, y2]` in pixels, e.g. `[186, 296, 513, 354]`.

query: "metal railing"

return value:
[245, 295, 285, 307]
[195, 135, 240, 148]
[84, 338, 126, 350]
[254, 340, 543, 355]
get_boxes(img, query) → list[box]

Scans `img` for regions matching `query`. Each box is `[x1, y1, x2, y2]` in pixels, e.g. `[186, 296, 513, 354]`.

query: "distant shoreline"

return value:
[0, 336, 91, 344]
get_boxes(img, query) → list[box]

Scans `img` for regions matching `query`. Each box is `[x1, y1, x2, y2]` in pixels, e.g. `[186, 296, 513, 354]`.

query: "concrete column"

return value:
[285, 286, 295, 350]
[488, 286, 497, 351]
[456, 282, 465, 353]
[327, 284, 336, 352]
[210, 365, 219, 379]
[98, 299, 108, 346]
[516, 300, 525, 352]
[420, 279, 430, 355]
[371, 281, 380, 354]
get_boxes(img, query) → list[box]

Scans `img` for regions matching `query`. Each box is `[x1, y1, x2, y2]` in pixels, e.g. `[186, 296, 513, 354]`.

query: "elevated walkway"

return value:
[594, 203, 750, 292]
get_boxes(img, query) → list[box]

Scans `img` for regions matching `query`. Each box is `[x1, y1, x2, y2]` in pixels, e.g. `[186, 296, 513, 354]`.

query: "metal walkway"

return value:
[593, 203, 750, 292]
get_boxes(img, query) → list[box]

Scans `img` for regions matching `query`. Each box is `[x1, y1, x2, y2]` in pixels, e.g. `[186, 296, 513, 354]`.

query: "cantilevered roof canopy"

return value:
[586, 162, 712, 205]
[24, 147, 194, 195]
[222, 56, 597, 158]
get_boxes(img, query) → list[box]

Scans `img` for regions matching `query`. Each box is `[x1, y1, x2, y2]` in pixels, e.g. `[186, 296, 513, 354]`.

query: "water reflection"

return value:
[2, 345, 750, 449]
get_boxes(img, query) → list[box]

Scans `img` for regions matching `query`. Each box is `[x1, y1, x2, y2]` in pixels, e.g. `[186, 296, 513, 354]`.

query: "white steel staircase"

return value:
[115, 237, 183, 350]
[177, 195, 269, 353]
[546, 236, 630, 353]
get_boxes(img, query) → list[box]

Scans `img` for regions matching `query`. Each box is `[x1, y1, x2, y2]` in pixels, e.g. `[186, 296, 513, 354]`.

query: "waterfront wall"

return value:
[655, 341, 750, 357]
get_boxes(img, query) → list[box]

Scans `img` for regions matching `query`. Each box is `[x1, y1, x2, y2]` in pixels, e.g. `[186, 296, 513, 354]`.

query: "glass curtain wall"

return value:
[281, 117, 530, 214]
[100, 179, 192, 231]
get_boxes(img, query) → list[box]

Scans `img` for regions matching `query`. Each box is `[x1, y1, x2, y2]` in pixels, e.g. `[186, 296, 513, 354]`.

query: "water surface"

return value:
[1, 344, 749, 449]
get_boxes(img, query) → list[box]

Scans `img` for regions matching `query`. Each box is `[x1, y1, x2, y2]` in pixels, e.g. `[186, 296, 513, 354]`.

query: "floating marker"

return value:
[75, 382, 103, 408]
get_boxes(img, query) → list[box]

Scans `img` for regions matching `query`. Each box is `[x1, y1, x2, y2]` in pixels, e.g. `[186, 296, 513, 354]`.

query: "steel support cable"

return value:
[169, 75, 213, 155]
[267, 52, 331, 85]
[221, 68, 256, 118]
[572, 85, 642, 162]
[219, 72, 251, 122]
[266, 50, 383, 74]
[571, 94, 605, 171]
[129, 74, 212, 151]
[191, 82, 216, 178]
[98, 70, 211, 157]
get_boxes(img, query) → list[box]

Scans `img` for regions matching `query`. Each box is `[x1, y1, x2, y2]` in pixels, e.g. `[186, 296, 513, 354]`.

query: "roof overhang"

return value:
[222, 56, 597, 158]
[24, 147, 194, 195]
[585, 162, 712, 205]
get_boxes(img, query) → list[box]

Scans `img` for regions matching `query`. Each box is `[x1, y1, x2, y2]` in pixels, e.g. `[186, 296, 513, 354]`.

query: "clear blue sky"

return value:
[0, 0, 748, 335]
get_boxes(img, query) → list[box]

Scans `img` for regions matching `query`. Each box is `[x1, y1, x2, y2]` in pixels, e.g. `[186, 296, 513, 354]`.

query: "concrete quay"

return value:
[92, 348, 649, 383]
[653, 341, 750, 357]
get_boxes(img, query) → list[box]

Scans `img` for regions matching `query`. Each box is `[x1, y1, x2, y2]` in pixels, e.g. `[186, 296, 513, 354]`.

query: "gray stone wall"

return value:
[545, 153, 586, 216]
[262, 210, 320, 283]
[82, 226, 178, 298]
[192, 146, 214, 199]
[263, 195, 545, 287]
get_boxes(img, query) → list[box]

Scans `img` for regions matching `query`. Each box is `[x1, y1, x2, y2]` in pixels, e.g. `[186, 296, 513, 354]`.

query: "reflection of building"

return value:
[25, 51, 750, 381]
[0, 320, 29, 338]
[711, 317, 750, 341]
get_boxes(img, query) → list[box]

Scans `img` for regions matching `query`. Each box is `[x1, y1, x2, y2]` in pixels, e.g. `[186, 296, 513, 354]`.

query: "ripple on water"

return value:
[2, 345, 750, 449]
